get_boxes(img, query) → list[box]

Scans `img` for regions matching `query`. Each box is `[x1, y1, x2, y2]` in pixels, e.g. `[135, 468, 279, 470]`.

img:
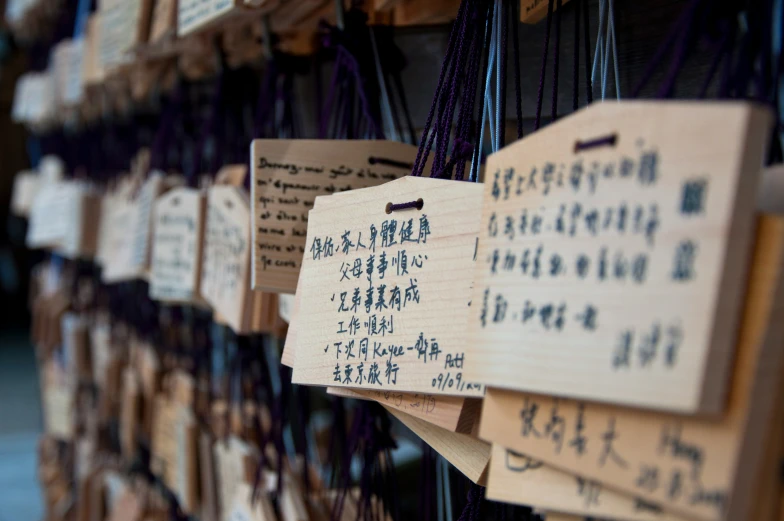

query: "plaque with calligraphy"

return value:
[467, 101, 772, 414]
[487, 444, 686, 521]
[178, 0, 241, 37]
[291, 176, 484, 396]
[201, 186, 252, 333]
[478, 213, 784, 521]
[250, 139, 421, 294]
[150, 188, 207, 303]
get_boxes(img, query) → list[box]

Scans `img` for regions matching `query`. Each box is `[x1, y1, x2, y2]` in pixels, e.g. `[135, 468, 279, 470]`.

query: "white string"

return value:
[591, 0, 607, 88]
[473, 6, 499, 179]
[494, 0, 503, 151]
[609, 0, 621, 99]
[442, 457, 453, 521]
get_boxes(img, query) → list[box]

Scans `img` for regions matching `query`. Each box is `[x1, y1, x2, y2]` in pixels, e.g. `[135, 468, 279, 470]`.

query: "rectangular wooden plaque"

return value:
[477, 214, 784, 521]
[250, 139, 420, 293]
[290, 176, 485, 396]
[467, 101, 772, 414]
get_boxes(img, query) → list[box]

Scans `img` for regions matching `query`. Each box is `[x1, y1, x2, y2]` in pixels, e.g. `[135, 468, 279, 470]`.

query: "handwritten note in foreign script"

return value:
[478, 215, 784, 521]
[467, 101, 772, 414]
[250, 139, 421, 294]
[149, 188, 206, 303]
[291, 176, 484, 396]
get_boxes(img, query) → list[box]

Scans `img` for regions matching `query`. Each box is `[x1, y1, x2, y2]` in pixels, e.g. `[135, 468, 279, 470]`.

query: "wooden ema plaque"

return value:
[250, 139, 422, 294]
[149, 187, 207, 303]
[487, 444, 688, 521]
[201, 185, 253, 333]
[520, 0, 572, 24]
[178, 0, 242, 37]
[328, 387, 481, 434]
[290, 176, 485, 396]
[467, 101, 772, 414]
[478, 215, 784, 521]
[385, 406, 489, 485]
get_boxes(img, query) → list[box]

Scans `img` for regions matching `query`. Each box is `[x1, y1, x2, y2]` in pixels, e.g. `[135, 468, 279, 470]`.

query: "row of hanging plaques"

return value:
[263, 100, 784, 521]
[15, 98, 784, 521]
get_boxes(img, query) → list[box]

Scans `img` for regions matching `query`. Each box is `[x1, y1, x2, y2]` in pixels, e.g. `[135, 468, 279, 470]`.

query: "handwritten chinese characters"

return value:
[479, 215, 784, 521]
[291, 176, 484, 396]
[468, 102, 772, 414]
[150, 188, 206, 303]
[251, 140, 421, 293]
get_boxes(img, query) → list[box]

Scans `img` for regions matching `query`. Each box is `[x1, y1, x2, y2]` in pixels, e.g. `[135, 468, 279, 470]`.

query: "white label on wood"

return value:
[178, 0, 237, 36]
[291, 176, 484, 396]
[477, 214, 784, 521]
[150, 188, 205, 302]
[467, 101, 772, 414]
[250, 139, 419, 293]
[487, 444, 686, 521]
[201, 186, 251, 333]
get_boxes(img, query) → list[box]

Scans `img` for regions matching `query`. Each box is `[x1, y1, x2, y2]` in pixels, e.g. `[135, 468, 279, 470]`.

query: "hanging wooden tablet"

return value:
[214, 436, 259, 521]
[82, 14, 105, 86]
[385, 406, 489, 485]
[26, 181, 76, 250]
[149, 0, 177, 43]
[327, 387, 481, 434]
[487, 444, 686, 521]
[119, 367, 141, 460]
[467, 101, 772, 414]
[57, 185, 101, 260]
[42, 362, 75, 441]
[478, 215, 784, 521]
[11, 170, 41, 216]
[227, 482, 277, 521]
[178, 0, 242, 37]
[199, 431, 220, 521]
[53, 38, 85, 107]
[201, 184, 253, 333]
[291, 176, 484, 397]
[149, 188, 207, 304]
[250, 140, 423, 293]
[128, 170, 179, 277]
[97, 0, 153, 72]
[520, 0, 571, 24]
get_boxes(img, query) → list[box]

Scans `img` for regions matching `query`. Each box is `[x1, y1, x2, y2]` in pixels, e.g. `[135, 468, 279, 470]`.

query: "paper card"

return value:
[291, 176, 485, 396]
[328, 387, 481, 434]
[150, 0, 177, 42]
[386, 406, 489, 485]
[467, 101, 772, 414]
[178, 0, 241, 36]
[250, 139, 424, 293]
[487, 444, 686, 521]
[201, 186, 252, 333]
[11, 170, 41, 216]
[477, 215, 784, 521]
[150, 188, 207, 303]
